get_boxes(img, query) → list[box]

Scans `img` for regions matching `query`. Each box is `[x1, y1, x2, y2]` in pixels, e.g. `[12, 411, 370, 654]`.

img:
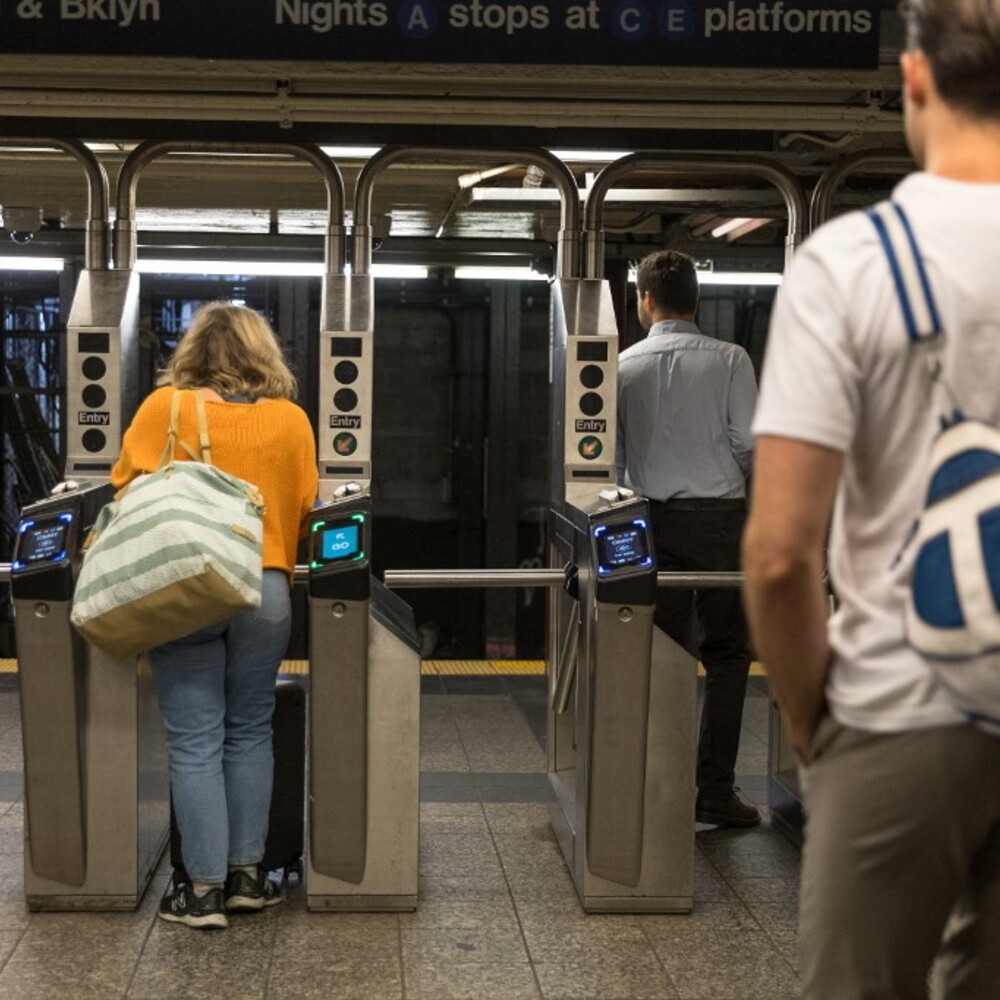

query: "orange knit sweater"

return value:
[111, 387, 318, 577]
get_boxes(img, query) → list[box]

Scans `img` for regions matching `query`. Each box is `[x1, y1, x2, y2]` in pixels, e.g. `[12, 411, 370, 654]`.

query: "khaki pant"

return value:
[800, 719, 1000, 999]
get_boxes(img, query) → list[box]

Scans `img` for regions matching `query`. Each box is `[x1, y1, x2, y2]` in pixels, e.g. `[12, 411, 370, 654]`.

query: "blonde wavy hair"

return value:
[158, 302, 297, 400]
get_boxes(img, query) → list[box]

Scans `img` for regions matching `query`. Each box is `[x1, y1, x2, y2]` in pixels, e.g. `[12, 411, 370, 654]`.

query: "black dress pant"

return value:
[649, 499, 750, 799]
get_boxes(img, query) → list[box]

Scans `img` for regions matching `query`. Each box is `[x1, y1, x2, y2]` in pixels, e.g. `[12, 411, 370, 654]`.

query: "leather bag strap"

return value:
[157, 389, 214, 469]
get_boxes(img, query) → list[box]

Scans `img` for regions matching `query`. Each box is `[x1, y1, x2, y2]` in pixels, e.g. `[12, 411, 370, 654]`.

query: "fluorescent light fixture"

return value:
[552, 150, 632, 163]
[137, 259, 324, 276]
[453, 266, 548, 282]
[316, 147, 629, 165]
[698, 271, 782, 286]
[370, 264, 427, 279]
[135, 260, 427, 279]
[710, 217, 754, 239]
[320, 146, 382, 159]
[628, 267, 782, 286]
[0, 256, 63, 272]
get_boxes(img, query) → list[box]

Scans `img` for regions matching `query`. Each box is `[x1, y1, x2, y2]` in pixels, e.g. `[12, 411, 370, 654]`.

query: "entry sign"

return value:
[0, 1, 880, 69]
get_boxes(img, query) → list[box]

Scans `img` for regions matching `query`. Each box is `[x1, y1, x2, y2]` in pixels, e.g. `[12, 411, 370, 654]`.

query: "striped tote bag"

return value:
[71, 390, 265, 659]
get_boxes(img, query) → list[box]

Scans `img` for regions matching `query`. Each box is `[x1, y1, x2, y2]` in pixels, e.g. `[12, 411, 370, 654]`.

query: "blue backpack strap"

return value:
[865, 201, 942, 341]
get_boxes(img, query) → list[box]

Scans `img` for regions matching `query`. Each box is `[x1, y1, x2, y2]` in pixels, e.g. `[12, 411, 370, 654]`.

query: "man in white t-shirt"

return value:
[743, 0, 1000, 995]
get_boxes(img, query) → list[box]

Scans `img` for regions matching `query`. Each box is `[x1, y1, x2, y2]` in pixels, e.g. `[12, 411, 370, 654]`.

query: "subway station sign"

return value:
[0, 1, 880, 68]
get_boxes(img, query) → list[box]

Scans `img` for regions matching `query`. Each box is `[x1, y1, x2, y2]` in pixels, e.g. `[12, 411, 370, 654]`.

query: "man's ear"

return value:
[901, 49, 930, 109]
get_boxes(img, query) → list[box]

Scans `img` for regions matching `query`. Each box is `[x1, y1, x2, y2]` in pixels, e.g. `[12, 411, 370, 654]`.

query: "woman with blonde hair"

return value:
[112, 302, 318, 929]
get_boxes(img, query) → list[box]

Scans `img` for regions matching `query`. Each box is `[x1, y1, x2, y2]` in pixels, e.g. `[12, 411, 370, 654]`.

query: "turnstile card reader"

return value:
[307, 492, 419, 911]
[548, 491, 697, 913]
[12, 484, 169, 910]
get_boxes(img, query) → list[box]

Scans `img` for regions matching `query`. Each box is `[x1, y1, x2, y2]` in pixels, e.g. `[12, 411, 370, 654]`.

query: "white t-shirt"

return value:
[754, 172, 1000, 732]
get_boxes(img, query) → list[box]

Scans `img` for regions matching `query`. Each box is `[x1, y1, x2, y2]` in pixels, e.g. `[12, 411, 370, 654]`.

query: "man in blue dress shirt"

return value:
[617, 249, 759, 827]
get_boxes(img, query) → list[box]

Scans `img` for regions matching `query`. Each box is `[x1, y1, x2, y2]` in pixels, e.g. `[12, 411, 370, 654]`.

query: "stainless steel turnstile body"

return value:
[306, 498, 420, 911]
[547, 273, 697, 913]
[12, 486, 169, 910]
[548, 497, 697, 913]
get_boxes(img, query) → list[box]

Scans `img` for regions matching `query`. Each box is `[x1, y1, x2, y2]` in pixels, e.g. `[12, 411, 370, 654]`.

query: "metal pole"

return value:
[3, 564, 742, 589]
[380, 568, 743, 589]
[809, 150, 914, 231]
[112, 140, 346, 273]
[0, 138, 110, 270]
[352, 146, 581, 279]
[582, 153, 807, 278]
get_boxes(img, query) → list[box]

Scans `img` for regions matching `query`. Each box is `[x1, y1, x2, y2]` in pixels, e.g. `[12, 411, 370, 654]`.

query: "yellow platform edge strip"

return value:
[1, 657, 766, 677]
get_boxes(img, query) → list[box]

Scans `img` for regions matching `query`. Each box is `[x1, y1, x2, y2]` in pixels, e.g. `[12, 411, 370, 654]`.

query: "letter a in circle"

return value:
[399, 0, 438, 38]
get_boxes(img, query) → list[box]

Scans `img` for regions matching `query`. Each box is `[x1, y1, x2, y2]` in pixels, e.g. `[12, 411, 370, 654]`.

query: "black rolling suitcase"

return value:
[169, 678, 306, 885]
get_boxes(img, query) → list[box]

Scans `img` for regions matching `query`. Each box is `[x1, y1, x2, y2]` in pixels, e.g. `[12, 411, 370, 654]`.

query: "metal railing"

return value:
[2, 563, 741, 589]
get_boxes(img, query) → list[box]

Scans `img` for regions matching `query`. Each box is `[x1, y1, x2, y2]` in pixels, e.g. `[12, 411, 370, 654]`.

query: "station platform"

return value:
[0, 669, 800, 999]
[0, 659, 768, 677]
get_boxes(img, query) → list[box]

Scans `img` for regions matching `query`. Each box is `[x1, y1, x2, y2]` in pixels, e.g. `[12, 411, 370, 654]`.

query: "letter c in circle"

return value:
[612, 0, 650, 40]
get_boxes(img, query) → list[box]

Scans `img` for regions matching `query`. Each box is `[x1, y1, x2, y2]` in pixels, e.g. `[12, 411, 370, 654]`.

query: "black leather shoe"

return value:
[696, 789, 761, 828]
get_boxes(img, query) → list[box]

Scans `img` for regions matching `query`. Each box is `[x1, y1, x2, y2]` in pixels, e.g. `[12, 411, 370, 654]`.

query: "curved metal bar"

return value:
[0, 138, 110, 270]
[113, 140, 346, 272]
[352, 145, 581, 279]
[809, 150, 914, 232]
[582, 153, 807, 279]
[381, 568, 743, 589]
[553, 616, 579, 715]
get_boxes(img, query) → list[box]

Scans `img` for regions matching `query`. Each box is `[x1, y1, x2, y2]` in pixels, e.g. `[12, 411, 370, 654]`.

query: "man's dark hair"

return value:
[635, 250, 699, 316]
[902, 0, 1000, 121]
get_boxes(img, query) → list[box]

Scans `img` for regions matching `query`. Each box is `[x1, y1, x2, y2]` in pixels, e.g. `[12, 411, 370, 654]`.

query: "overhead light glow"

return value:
[552, 150, 632, 163]
[0, 256, 64, 272]
[320, 146, 382, 159]
[698, 271, 782, 286]
[454, 267, 548, 282]
[710, 217, 754, 239]
[137, 259, 325, 276]
[370, 264, 428, 279]
[628, 267, 782, 287]
[136, 260, 427, 279]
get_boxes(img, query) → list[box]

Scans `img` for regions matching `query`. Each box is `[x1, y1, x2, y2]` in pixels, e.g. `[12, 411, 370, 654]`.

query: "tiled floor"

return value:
[0, 673, 802, 999]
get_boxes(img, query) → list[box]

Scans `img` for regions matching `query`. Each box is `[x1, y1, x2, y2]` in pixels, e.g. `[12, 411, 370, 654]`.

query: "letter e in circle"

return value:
[656, 1, 695, 40]
[398, 0, 438, 38]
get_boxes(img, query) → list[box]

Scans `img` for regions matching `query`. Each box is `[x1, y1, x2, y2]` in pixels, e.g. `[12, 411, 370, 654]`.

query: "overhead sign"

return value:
[0, 1, 879, 68]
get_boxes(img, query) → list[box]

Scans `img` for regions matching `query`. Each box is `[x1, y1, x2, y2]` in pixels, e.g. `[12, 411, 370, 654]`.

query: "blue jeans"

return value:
[148, 570, 291, 883]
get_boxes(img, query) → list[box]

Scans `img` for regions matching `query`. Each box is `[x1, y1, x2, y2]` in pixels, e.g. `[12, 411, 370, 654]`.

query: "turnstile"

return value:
[11, 483, 169, 910]
[548, 491, 697, 912]
[306, 492, 420, 911]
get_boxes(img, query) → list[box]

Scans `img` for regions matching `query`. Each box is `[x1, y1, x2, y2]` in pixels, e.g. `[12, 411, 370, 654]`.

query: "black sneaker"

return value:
[696, 788, 762, 828]
[225, 865, 284, 912]
[159, 881, 228, 929]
